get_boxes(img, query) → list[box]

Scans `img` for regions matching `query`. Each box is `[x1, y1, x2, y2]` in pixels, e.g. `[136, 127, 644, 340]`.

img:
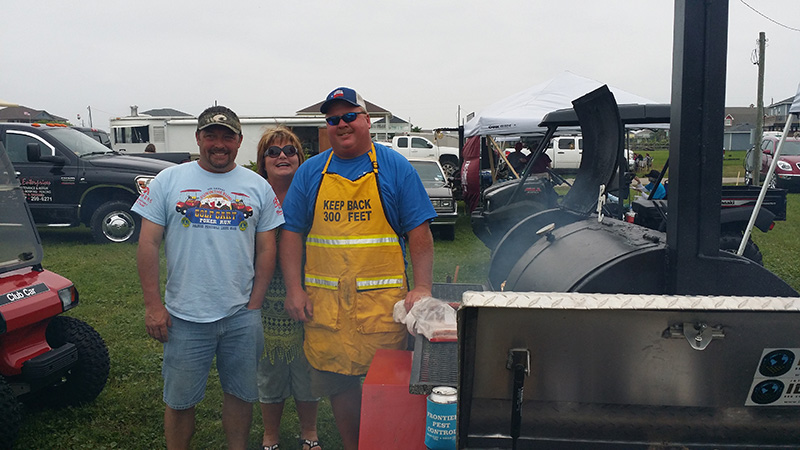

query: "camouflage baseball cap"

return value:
[197, 106, 241, 135]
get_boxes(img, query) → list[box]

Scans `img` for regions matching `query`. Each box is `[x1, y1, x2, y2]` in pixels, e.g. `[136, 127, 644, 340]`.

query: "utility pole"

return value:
[751, 32, 766, 186]
[87, 106, 93, 128]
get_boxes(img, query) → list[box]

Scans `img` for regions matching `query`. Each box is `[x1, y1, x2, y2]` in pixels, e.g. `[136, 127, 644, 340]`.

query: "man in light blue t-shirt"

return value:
[133, 106, 284, 450]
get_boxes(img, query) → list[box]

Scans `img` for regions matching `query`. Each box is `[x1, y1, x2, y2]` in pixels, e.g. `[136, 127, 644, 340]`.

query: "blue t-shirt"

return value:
[132, 162, 285, 322]
[282, 143, 436, 249]
[645, 181, 667, 199]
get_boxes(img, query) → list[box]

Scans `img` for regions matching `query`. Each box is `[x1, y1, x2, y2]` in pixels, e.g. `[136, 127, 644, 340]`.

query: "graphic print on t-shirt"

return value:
[174, 188, 253, 231]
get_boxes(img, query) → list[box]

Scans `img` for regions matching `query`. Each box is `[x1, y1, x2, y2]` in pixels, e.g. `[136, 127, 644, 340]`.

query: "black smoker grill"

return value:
[485, 2, 798, 298]
[451, 1, 800, 448]
[486, 86, 795, 297]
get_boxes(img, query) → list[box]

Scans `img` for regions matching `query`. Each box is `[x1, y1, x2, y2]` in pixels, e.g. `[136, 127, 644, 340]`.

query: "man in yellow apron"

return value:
[281, 87, 436, 449]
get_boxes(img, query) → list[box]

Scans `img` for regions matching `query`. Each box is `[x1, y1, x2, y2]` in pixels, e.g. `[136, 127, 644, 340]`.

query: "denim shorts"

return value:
[257, 349, 320, 404]
[162, 307, 263, 410]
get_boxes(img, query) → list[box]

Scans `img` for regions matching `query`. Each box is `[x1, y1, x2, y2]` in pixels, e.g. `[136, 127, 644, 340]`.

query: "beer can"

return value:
[425, 386, 457, 449]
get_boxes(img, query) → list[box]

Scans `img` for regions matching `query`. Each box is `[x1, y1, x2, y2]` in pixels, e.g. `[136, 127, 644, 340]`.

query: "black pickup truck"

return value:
[0, 122, 173, 243]
[126, 151, 192, 164]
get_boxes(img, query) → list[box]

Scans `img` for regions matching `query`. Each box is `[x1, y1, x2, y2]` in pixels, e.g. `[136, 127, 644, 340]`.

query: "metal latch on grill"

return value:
[663, 322, 725, 351]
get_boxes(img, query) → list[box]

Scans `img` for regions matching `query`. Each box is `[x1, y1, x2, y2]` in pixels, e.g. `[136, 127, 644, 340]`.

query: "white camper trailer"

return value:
[110, 114, 174, 154]
[110, 113, 329, 165]
[160, 117, 329, 165]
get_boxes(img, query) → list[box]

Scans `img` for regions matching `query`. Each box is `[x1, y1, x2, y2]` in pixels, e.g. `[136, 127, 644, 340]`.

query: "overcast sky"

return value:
[2, 0, 798, 130]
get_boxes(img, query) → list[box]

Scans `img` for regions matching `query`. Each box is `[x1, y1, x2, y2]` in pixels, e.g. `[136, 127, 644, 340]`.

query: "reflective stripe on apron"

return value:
[303, 145, 407, 375]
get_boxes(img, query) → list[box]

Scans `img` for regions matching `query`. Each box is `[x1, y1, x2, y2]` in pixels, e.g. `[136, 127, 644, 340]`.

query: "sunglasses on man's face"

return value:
[325, 111, 366, 126]
[265, 145, 298, 158]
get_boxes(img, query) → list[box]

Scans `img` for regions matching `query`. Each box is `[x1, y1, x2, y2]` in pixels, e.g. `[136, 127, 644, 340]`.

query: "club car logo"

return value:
[1, 283, 49, 306]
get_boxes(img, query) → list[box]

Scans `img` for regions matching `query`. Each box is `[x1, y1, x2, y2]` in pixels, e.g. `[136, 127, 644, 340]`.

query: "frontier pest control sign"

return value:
[746, 348, 800, 406]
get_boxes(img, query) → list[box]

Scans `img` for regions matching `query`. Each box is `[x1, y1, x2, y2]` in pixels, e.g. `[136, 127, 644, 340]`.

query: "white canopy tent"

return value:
[464, 71, 656, 137]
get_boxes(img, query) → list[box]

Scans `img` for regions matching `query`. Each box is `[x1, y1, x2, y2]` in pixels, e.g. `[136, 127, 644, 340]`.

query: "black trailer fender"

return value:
[719, 206, 775, 233]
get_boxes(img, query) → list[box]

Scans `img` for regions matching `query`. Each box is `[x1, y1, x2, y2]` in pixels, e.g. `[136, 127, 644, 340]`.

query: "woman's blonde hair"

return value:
[256, 126, 306, 179]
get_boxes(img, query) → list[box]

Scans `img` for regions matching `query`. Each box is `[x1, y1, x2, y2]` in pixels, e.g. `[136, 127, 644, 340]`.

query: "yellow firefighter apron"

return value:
[303, 145, 408, 375]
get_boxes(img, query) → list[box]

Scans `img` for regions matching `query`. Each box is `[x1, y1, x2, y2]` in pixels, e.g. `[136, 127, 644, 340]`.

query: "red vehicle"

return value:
[175, 190, 202, 215]
[231, 192, 254, 218]
[0, 142, 110, 447]
[758, 134, 800, 189]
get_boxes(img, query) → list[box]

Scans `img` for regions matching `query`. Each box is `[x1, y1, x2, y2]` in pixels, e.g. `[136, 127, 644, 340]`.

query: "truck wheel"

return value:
[0, 377, 21, 449]
[440, 157, 459, 178]
[41, 316, 110, 407]
[91, 200, 140, 244]
[719, 233, 763, 265]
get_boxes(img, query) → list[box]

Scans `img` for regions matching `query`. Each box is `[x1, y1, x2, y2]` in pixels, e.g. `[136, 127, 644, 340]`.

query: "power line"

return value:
[740, 0, 800, 32]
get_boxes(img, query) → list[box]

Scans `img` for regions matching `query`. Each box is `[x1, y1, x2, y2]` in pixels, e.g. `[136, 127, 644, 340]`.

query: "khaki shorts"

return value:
[309, 367, 364, 397]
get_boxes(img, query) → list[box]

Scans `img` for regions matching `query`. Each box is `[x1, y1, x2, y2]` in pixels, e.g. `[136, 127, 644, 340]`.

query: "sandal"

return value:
[262, 445, 279, 450]
[300, 438, 322, 449]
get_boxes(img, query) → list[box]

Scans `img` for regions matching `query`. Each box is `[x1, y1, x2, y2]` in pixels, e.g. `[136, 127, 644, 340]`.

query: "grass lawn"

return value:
[631, 149, 751, 182]
[14, 211, 490, 449]
[13, 192, 799, 448]
[751, 192, 800, 289]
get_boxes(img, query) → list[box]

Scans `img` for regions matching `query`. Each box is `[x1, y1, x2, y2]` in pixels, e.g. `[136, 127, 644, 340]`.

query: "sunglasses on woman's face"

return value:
[325, 111, 366, 126]
[265, 145, 298, 158]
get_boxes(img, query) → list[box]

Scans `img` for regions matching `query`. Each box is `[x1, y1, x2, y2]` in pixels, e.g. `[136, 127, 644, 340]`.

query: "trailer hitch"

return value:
[663, 322, 725, 350]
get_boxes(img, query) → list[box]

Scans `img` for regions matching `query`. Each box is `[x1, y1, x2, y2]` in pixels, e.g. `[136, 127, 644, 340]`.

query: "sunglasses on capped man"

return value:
[265, 145, 298, 158]
[325, 111, 366, 126]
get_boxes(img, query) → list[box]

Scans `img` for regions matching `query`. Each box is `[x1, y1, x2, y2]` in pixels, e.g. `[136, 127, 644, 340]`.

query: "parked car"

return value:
[0, 141, 110, 447]
[502, 136, 636, 172]
[758, 134, 800, 189]
[127, 151, 193, 164]
[380, 135, 461, 178]
[409, 159, 457, 240]
[0, 122, 173, 243]
[73, 126, 112, 149]
[545, 135, 582, 170]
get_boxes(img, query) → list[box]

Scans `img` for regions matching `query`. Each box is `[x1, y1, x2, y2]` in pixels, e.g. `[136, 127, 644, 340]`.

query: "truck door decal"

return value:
[19, 178, 54, 203]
